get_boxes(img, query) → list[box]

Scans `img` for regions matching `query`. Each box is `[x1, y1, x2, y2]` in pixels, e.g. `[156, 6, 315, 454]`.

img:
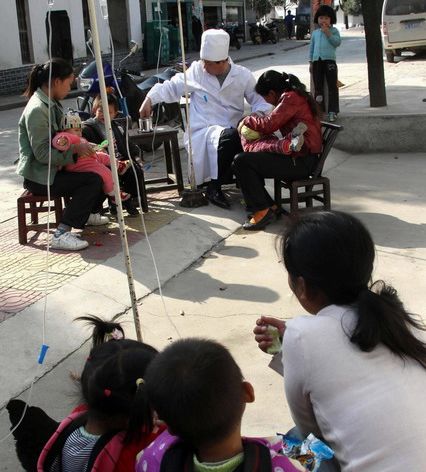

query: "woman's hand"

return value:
[72, 142, 95, 158]
[253, 315, 286, 353]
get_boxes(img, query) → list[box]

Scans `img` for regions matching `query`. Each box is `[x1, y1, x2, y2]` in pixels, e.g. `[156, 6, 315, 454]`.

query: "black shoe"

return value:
[109, 203, 117, 216]
[206, 189, 231, 209]
[123, 200, 140, 216]
[243, 208, 276, 231]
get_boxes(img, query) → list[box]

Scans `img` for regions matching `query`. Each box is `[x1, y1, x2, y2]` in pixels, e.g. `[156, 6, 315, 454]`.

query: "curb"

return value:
[0, 89, 82, 112]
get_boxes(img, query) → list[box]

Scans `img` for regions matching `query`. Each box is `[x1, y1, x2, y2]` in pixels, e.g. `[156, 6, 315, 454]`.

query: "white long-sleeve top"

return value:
[282, 304, 426, 472]
[147, 60, 272, 184]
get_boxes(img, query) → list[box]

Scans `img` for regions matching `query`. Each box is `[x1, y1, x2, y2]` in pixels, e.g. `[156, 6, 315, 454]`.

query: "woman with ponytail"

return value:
[233, 70, 322, 230]
[17, 58, 108, 251]
[254, 211, 426, 471]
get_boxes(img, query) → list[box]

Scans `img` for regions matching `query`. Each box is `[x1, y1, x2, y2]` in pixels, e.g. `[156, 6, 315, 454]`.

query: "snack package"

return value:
[240, 125, 261, 141]
[280, 433, 334, 472]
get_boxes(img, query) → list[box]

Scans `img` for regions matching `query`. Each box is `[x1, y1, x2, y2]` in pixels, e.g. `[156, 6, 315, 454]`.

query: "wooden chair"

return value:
[274, 122, 343, 215]
[17, 190, 64, 244]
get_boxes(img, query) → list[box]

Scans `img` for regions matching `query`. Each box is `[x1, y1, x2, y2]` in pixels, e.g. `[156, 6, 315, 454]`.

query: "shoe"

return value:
[243, 208, 276, 231]
[109, 203, 117, 216]
[86, 213, 109, 226]
[123, 199, 140, 216]
[117, 160, 131, 176]
[206, 188, 231, 209]
[290, 122, 308, 152]
[51, 231, 89, 251]
[328, 112, 337, 122]
[110, 191, 131, 204]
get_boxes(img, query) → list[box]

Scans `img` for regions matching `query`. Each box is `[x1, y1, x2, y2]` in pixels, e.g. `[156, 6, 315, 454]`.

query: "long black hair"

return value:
[255, 70, 319, 118]
[75, 315, 158, 442]
[314, 5, 337, 25]
[282, 211, 426, 368]
[23, 57, 73, 98]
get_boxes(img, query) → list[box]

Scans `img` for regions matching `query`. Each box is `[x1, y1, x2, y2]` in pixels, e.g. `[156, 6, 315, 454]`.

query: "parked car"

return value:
[382, 0, 426, 63]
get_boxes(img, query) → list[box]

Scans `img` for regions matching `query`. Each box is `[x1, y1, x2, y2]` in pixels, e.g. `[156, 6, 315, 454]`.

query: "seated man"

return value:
[139, 29, 272, 209]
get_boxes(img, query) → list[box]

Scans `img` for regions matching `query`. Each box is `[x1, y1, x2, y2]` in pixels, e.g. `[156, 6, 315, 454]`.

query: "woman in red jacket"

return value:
[234, 70, 322, 230]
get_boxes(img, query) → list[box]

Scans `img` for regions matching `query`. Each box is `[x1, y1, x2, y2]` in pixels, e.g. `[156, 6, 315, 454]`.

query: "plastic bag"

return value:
[280, 433, 334, 472]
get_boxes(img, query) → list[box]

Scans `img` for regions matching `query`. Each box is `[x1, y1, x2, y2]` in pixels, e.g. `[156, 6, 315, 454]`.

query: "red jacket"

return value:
[243, 91, 322, 156]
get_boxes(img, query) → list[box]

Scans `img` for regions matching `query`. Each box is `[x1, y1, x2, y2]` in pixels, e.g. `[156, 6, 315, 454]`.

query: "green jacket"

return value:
[17, 88, 75, 185]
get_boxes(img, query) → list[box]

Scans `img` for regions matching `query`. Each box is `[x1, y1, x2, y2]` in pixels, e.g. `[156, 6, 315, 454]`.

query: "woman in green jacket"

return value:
[17, 58, 108, 251]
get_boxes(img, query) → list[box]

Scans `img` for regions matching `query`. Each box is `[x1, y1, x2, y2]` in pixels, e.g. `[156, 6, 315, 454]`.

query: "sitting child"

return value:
[136, 338, 306, 472]
[52, 113, 131, 204]
[35, 316, 164, 471]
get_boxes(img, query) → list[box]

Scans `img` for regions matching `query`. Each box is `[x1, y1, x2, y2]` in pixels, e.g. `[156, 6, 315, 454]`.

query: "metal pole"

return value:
[177, 0, 197, 191]
[86, 0, 143, 341]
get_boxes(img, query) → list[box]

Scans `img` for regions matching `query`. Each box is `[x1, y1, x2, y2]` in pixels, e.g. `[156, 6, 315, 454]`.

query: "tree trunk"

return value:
[361, 0, 387, 107]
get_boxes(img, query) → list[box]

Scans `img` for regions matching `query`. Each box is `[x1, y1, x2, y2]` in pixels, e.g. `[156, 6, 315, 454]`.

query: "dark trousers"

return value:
[119, 160, 144, 197]
[24, 171, 105, 229]
[233, 152, 316, 211]
[312, 59, 339, 114]
[216, 128, 243, 186]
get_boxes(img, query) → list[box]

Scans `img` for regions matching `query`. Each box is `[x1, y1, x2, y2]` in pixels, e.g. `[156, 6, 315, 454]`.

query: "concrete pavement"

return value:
[1, 29, 426, 470]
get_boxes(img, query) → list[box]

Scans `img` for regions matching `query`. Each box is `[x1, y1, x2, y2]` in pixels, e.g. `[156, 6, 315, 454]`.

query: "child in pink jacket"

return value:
[52, 113, 130, 203]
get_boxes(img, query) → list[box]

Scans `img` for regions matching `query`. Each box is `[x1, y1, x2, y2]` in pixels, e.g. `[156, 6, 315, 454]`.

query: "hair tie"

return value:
[104, 388, 112, 397]
[136, 378, 144, 387]
[105, 328, 124, 341]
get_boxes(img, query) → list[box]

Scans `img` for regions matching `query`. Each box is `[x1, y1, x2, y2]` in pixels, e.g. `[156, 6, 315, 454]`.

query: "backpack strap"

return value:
[240, 441, 272, 472]
[159, 440, 272, 472]
[42, 412, 88, 471]
[159, 441, 194, 472]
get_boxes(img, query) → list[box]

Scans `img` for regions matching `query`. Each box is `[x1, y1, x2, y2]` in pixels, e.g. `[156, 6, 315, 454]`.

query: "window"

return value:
[385, 0, 426, 16]
[15, 0, 33, 64]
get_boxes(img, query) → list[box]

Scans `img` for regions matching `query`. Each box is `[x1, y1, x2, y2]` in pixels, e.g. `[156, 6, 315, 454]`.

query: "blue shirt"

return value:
[309, 27, 341, 62]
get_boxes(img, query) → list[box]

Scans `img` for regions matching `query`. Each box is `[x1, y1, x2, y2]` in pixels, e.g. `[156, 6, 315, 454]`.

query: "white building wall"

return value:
[0, 0, 24, 68]
[128, 0, 143, 46]
[0, 0, 115, 70]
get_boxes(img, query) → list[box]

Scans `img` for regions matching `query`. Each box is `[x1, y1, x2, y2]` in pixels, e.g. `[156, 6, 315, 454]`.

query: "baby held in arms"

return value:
[52, 113, 131, 203]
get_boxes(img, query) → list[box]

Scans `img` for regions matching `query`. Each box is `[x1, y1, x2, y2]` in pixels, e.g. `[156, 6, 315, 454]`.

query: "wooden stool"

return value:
[128, 126, 184, 194]
[17, 190, 64, 244]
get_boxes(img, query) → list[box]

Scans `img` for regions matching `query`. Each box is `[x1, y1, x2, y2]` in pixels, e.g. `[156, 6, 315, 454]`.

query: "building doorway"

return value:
[45, 10, 73, 63]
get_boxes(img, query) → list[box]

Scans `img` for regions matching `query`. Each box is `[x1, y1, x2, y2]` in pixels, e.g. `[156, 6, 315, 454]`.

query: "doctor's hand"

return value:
[253, 315, 286, 353]
[139, 97, 153, 118]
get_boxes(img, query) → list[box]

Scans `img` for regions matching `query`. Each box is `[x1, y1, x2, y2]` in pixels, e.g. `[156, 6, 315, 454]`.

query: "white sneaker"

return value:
[51, 231, 89, 251]
[86, 213, 109, 226]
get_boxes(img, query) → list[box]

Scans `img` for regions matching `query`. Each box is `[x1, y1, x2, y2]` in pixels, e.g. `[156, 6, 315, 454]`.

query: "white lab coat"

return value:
[147, 60, 272, 185]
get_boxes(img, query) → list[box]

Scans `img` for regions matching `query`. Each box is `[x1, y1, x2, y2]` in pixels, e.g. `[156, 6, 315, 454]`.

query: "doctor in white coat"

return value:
[139, 29, 272, 209]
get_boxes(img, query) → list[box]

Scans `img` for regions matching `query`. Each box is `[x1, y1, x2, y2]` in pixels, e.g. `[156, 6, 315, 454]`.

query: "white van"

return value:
[382, 0, 426, 62]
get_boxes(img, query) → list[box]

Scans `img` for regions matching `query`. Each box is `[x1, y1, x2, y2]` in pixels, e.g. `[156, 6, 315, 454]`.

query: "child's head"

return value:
[77, 315, 158, 440]
[282, 211, 375, 313]
[92, 94, 119, 122]
[61, 113, 82, 136]
[314, 5, 336, 26]
[145, 338, 254, 449]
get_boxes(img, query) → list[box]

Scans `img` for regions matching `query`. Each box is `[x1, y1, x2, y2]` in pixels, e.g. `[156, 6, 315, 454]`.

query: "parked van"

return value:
[382, 0, 426, 62]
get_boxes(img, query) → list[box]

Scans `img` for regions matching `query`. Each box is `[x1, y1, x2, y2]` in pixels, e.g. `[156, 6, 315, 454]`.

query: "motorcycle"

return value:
[249, 22, 278, 45]
[77, 31, 183, 131]
[222, 23, 242, 50]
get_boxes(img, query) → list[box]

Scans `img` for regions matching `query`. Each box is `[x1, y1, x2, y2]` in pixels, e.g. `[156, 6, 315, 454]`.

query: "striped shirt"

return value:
[50, 426, 100, 472]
